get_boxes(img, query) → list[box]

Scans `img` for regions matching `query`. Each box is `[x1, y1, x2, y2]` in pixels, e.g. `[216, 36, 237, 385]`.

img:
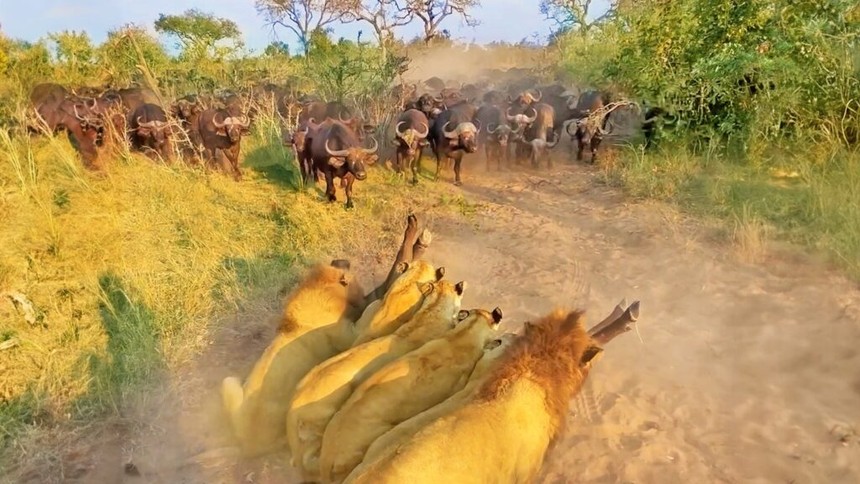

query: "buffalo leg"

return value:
[410, 153, 420, 185]
[226, 145, 243, 181]
[344, 173, 356, 209]
[590, 135, 602, 164]
[434, 151, 443, 180]
[575, 131, 585, 161]
[452, 153, 463, 186]
[324, 170, 337, 202]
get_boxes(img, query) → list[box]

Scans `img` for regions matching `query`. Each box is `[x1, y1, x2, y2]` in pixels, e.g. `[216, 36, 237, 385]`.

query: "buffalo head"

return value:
[443, 121, 479, 153]
[289, 118, 317, 152]
[325, 137, 379, 181]
[137, 117, 169, 144]
[487, 123, 513, 148]
[394, 121, 430, 158]
[213, 114, 251, 142]
[506, 106, 537, 132]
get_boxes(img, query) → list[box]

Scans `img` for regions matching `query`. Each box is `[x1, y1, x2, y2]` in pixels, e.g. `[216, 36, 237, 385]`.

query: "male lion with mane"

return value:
[344, 309, 603, 484]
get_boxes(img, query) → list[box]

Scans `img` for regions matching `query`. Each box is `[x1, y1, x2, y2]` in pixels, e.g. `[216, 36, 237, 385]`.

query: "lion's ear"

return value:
[580, 345, 603, 369]
[454, 281, 466, 295]
[435, 266, 445, 280]
[457, 310, 470, 321]
[396, 261, 409, 273]
[491, 307, 503, 324]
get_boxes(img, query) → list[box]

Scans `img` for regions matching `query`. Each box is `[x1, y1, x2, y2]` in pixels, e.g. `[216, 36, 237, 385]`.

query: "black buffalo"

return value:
[429, 101, 480, 185]
[475, 105, 513, 170]
[306, 119, 379, 208]
[129, 103, 173, 161]
[197, 109, 251, 180]
[392, 109, 430, 184]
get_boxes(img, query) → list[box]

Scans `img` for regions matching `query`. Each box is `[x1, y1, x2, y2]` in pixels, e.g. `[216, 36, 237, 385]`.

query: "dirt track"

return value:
[25, 157, 860, 483]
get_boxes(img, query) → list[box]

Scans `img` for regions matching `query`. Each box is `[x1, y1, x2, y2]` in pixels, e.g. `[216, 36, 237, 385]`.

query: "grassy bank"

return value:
[0, 118, 461, 464]
[600, 140, 860, 277]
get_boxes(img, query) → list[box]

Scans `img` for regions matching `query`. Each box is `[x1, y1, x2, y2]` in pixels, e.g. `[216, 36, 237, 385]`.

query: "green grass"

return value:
[0, 114, 457, 464]
[604, 140, 860, 277]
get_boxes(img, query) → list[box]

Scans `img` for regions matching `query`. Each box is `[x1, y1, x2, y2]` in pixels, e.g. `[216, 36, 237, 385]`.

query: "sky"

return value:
[0, 0, 610, 54]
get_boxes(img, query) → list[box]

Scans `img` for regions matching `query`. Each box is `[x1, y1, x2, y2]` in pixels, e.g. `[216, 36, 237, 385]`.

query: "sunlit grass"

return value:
[0, 116, 455, 460]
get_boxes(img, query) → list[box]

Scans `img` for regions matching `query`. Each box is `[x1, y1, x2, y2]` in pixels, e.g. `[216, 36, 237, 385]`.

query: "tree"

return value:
[540, 0, 616, 34]
[395, 0, 480, 44]
[255, 0, 351, 56]
[154, 9, 242, 60]
[48, 30, 96, 84]
[97, 24, 169, 87]
[341, 0, 414, 54]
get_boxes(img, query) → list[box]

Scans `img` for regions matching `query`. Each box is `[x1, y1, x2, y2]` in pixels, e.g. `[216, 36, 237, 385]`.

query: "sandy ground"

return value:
[12, 149, 860, 484]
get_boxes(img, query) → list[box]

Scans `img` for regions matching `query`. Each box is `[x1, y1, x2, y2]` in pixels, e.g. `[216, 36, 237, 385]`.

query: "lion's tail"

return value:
[221, 376, 244, 430]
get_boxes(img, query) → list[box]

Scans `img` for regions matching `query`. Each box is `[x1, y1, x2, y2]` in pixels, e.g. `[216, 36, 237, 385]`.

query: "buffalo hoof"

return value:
[345, 200, 355, 209]
[411, 178, 419, 185]
[453, 180, 463, 187]
[327, 194, 337, 203]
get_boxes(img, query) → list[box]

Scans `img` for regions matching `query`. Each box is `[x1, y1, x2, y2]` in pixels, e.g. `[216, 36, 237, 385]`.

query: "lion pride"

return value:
[343, 309, 603, 484]
[320, 307, 504, 482]
[351, 260, 444, 346]
[219, 260, 366, 457]
[286, 279, 466, 481]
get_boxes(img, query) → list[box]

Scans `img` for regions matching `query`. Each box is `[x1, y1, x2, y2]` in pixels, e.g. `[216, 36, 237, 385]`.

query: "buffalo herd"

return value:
[27, 70, 653, 207]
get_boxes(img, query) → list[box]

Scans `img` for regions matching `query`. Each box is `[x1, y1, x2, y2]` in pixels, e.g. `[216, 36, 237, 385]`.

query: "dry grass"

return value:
[0, 115, 458, 467]
[601, 140, 860, 278]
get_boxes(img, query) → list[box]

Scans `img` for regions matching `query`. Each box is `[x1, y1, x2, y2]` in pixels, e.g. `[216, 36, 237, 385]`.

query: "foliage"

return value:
[601, 0, 860, 148]
[256, 0, 353, 55]
[154, 9, 243, 61]
[47, 31, 97, 87]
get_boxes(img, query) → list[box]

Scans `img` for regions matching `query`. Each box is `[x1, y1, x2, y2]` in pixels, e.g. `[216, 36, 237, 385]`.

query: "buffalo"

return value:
[519, 103, 560, 168]
[565, 90, 614, 163]
[288, 117, 321, 185]
[198, 109, 251, 181]
[392, 109, 430, 184]
[475, 105, 513, 170]
[306, 119, 379, 208]
[128, 103, 173, 161]
[429, 101, 480, 185]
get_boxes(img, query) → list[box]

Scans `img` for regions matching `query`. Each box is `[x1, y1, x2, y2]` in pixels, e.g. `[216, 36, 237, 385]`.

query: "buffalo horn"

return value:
[362, 136, 379, 154]
[395, 121, 407, 137]
[442, 121, 458, 139]
[415, 122, 429, 138]
[325, 138, 349, 158]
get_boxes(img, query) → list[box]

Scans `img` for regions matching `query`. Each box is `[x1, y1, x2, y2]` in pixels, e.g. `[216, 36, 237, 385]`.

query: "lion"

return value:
[320, 308, 504, 482]
[353, 331, 518, 473]
[219, 260, 366, 457]
[286, 279, 466, 481]
[343, 309, 604, 484]
[350, 260, 444, 346]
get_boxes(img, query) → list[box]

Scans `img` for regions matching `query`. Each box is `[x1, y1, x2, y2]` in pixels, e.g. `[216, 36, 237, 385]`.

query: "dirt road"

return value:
[27, 160, 860, 483]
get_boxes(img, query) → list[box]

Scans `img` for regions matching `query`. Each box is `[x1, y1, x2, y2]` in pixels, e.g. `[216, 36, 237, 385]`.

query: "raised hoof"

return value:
[453, 180, 463, 187]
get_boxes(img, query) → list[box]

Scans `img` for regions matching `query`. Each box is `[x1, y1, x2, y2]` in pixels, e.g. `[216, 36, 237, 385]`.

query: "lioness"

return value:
[353, 332, 518, 473]
[220, 260, 366, 457]
[343, 309, 602, 484]
[286, 279, 466, 481]
[351, 260, 444, 346]
[320, 308, 503, 482]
